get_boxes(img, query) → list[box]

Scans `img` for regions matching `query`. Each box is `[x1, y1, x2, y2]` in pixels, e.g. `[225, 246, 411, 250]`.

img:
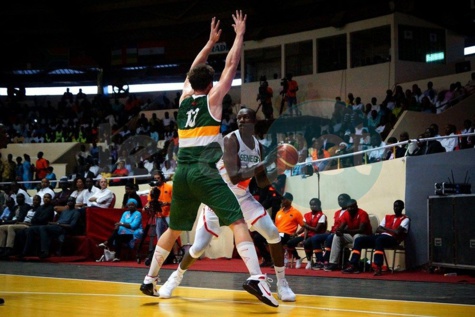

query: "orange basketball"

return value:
[277, 143, 299, 170]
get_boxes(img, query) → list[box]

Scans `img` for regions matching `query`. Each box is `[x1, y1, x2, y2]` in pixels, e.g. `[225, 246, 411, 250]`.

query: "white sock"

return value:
[236, 241, 262, 276]
[274, 265, 285, 281]
[144, 245, 170, 283]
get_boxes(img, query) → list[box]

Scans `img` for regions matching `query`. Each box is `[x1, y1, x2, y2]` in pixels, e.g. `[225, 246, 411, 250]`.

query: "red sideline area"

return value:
[64, 257, 475, 285]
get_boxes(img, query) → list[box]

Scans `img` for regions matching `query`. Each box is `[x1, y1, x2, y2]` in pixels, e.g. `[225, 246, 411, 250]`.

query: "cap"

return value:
[282, 192, 293, 201]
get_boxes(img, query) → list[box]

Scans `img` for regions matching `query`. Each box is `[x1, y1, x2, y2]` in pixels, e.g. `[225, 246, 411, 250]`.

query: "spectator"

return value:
[22, 154, 34, 189]
[440, 124, 458, 152]
[0, 194, 36, 259]
[253, 192, 304, 267]
[366, 132, 386, 163]
[37, 178, 56, 205]
[0, 197, 15, 223]
[97, 198, 143, 262]
[34, 151, 49, 181]
[88, 177, 114, 208]
[10, 181, 33, 205]
[286, 198, 327, 269]
[309, 193, 350, 270]
[2, 154, 17, 182]
[459, 119, 474, 149]
[45, 166, 57, 189]
[16, 193, 55, 258]
[323, 199, 372, 271]
[409, 127, 446, 156]
[121, 182, 143, 209]
[52, 177, 73, 208]
[109, 160, 129, 186]
[21, 196, 81, 259]
[342, 200, 409, 276]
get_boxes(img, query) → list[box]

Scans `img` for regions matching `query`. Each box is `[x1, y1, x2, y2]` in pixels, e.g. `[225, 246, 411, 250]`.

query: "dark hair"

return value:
[188, 63, 215, 91]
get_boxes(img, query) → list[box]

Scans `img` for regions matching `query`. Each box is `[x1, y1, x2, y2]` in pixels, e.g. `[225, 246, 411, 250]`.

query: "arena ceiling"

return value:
[1, 0, 474, 87]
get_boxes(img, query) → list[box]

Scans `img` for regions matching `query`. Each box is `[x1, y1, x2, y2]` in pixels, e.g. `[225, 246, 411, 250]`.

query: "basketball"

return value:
[277, 143, 299, 170]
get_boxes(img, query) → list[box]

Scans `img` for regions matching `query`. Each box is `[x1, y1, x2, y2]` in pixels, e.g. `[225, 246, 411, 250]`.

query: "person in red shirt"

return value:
[286, 197, 327, 269]
[310, 193, 350, 270]
[342, 200, 409, 275]
[324, 199, 371, 271]
[34, 151, 49, 181]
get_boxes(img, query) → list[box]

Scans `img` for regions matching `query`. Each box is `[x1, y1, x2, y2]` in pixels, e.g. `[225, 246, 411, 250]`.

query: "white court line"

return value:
[1, 273, 473, 316]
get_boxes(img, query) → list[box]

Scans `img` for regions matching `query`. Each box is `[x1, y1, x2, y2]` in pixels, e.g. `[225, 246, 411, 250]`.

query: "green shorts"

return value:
[169, 163, 242, 231]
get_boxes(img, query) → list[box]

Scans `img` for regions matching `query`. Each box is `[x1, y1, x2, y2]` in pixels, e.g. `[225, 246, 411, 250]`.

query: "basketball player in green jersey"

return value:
[140, 11, 279, 307]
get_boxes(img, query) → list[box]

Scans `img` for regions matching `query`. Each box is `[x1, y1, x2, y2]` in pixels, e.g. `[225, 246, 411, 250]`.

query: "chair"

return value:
[108, 193, 116, 208]
[381, 241, 406, 273]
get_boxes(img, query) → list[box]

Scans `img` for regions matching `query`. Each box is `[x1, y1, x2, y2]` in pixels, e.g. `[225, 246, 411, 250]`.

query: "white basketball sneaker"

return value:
[242, 274, 279, 307]
[277, 278, 296, 302]
[158, 271, 183, 299]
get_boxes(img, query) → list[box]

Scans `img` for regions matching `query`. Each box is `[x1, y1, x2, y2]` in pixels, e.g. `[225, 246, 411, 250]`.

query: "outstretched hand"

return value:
[209, 17, 222, 44]
[232, 10, 247, 35]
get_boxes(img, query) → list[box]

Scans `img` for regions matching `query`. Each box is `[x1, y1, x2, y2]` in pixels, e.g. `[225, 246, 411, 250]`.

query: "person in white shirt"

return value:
[439, 124, 458, 152]
[10, 181, 33, 205]
[88, 177, 114, 208]
[76, 177, 99, 209]
[37, 178, 56, 205]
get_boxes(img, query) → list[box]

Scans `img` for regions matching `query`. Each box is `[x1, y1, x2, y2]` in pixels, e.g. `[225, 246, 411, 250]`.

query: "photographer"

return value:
[143, 169, 173, 265]
[256, 76, 274, 120]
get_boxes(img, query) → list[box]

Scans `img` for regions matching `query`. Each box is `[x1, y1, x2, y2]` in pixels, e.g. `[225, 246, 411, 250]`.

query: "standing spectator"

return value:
[22, 154, 34, 189]
[2, 154, 17, 182]
[34, 151, 49, 181]
[257, 79, 274, 120]
[15, 156, 24, 182]
[283, 73, 299, 116]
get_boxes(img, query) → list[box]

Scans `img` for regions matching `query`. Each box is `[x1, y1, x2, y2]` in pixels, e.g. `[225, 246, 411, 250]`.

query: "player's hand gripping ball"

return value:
[276, 143, 299, 171]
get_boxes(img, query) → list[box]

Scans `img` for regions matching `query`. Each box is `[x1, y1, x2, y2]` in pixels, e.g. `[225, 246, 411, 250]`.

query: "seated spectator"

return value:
[75, 177, 98, 210]
[52, 177, 73, 208]
[110, 160, 129, 186]
[0, 197, 16, 223]
[324, 199, 372, 271]
[253, 192, 304, 267]
[409, 127, 446, 156]
[439, 124, 458, 152]
[121, 182, 143, 209]
[97, 198, 143, 261]
[16, 193, 55, 257]
[0, 194, 37, 258]
[88, 177, 114, 208]
[36, 178, 56, 205]
[21, 196, 81, 258]
[342, 200, 409, 276]
[9, 181, 33, 206]
[459, 119, 474, 149]
[464, 71, 475, 95]
[366, 132, 386, 163]
[286, 198, 327, 269]
[310, 193, 350, 270]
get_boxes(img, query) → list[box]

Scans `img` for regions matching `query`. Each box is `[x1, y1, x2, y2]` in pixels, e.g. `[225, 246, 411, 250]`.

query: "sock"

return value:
[144, 245, 170, 283]
[274, 265, 286, 282]
[236, 241, 262, 276]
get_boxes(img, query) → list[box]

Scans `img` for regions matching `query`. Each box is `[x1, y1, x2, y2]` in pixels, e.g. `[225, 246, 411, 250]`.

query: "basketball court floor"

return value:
[1, 261, 474, 317]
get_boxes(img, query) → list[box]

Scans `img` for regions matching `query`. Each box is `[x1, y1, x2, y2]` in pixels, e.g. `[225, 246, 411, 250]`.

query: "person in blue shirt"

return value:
[98, 198, 143, 261]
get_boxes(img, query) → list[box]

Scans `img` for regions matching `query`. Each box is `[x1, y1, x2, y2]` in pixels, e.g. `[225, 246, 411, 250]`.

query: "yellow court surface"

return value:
[1, 274, 474, 317]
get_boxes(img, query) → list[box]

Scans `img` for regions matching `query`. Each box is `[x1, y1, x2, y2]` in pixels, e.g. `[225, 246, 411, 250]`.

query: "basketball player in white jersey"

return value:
[158, 107, 296, 302]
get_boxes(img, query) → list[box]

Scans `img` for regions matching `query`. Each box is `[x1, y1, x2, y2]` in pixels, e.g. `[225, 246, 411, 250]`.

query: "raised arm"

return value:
[208, 10, 247, 107]
[180, 17, 222, 104]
